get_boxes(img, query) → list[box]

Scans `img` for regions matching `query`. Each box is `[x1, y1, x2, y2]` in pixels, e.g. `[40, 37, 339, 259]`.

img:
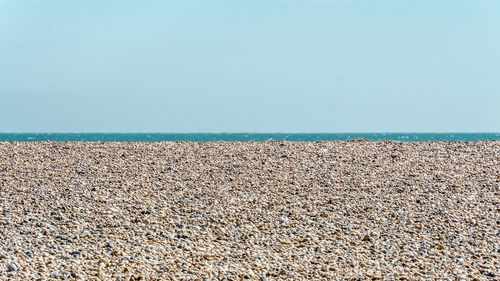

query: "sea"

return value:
[0, 133, 498, 142]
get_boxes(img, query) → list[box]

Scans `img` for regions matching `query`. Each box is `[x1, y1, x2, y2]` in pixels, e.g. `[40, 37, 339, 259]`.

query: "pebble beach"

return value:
[0, 141, 499, 280]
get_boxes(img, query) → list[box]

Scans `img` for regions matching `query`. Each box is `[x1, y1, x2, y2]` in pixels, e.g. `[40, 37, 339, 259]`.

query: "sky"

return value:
[0, 0, 499, 133]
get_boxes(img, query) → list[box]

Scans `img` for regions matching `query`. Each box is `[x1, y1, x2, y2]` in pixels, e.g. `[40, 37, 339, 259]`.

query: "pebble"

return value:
[7, 263, 18, 272]
[0, 141, 498, 280]
[176, 233, 189, 239]
[483, 271, 496, 277]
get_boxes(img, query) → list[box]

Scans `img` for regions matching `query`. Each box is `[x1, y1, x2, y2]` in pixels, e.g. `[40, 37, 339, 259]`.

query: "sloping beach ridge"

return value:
[0, 140, 498, 280]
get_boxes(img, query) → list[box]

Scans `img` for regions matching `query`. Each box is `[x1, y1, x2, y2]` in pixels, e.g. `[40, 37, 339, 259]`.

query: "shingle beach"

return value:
[0, 141, 499, 280]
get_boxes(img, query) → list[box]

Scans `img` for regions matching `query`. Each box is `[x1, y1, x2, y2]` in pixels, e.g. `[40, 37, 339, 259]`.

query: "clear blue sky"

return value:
[1, 0, 499, 132]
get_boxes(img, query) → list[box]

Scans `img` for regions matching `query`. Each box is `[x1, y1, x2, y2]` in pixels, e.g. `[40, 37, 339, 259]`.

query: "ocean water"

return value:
[0, 133, 498, 142]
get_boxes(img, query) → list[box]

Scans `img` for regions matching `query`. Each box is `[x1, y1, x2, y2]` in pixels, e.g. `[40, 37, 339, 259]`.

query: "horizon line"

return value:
[1, 132, 499, 134]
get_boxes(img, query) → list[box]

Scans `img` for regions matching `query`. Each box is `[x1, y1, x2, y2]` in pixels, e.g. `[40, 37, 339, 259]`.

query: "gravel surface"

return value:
[0, 141, 499, 280]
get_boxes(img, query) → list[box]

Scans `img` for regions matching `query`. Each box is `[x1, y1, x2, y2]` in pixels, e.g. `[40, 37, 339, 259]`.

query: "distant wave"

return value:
[0, 133, 499, 142]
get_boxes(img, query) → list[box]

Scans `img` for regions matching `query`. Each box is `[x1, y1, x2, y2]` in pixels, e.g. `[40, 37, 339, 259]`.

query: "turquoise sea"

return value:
[0, 133, 498, 142]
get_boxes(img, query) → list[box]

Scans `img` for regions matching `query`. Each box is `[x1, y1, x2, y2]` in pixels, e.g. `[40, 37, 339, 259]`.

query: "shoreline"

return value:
[1, 132, 499, 143]
[1, 139, 499, 144]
